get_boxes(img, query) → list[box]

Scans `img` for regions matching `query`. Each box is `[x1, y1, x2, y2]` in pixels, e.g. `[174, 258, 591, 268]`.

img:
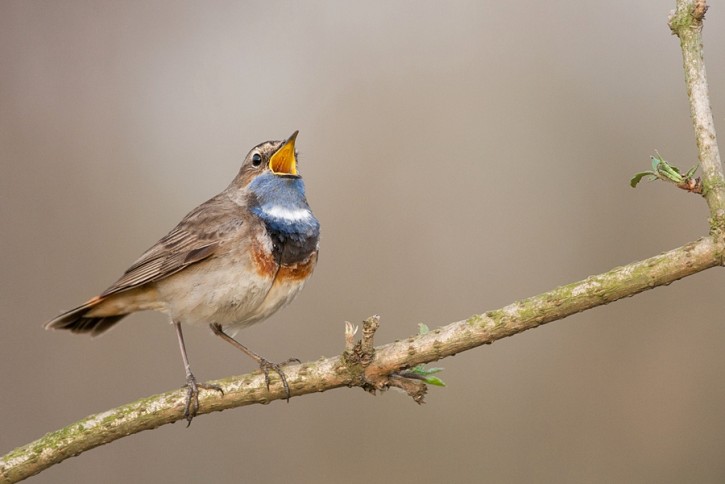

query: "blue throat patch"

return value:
[248, 172, 320, 243]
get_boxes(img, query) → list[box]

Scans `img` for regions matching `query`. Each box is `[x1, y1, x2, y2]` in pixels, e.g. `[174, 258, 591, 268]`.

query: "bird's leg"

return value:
[209, 323, 299, 402]
[174, 321, 223, 426]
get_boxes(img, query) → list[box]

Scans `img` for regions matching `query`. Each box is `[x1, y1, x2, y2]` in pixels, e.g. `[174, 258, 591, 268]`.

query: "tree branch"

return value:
[2, 1, 724, 482]
[2, 237, 723, 483]
[669, 0, 725, 227]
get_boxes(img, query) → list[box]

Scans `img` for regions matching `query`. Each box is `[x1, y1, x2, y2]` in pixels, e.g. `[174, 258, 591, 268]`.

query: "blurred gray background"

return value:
[2, 1, 725, 482]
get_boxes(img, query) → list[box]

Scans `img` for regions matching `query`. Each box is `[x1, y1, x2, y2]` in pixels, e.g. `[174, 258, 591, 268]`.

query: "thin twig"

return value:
[669, 0, 725, 229]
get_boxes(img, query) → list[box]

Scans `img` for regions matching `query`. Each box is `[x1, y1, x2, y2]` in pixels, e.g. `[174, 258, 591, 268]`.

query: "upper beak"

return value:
[269, 131, 299, 176]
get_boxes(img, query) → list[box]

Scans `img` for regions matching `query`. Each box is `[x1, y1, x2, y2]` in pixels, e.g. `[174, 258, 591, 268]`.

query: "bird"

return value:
[45, 131, 320, 424]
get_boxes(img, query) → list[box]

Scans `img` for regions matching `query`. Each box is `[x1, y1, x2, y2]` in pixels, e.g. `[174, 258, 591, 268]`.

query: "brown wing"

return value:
[101, 193, 246, 296]
[46, 192, 248, 336]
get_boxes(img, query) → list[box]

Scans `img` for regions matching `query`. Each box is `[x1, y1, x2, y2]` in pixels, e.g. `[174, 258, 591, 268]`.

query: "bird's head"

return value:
[230, 131, 300, 189]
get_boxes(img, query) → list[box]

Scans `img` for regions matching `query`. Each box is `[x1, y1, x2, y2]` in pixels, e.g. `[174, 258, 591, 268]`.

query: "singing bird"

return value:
[45, 132, 320, 423]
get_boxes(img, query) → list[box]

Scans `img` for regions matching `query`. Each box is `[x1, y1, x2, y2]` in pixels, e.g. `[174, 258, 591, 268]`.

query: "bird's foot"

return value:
[258, 357, 300, 402]
[182, 374, 224, 426]
[208, 323, 298, 402]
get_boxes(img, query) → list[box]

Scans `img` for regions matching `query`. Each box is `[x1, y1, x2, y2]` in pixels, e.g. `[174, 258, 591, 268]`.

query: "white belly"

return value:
[154, 251, 311, 334]
[155, 253, 274, 328]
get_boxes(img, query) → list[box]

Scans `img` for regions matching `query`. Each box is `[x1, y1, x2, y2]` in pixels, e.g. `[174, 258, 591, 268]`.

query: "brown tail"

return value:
[45, 296, 128, 336]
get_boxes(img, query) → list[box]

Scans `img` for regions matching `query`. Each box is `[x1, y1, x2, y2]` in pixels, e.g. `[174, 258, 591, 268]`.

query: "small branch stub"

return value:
[342, 315, 434, 402]
[389, 374, 428, 404]
[668, 0, 708, 32]
[344, 315, 383, 394]
[360, 315, 380, 366]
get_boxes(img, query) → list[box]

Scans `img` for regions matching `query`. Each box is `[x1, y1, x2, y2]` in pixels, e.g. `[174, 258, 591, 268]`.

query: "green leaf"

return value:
[630, 171, 656, 188]
[412, 365, 443, 376]
[636, 152, 699, 190]
[409, 364, 446, 386]
[422, 376, 446, 387]
[685, 163, 700, 179]
[656, 162, 684, 182]
[418, 323, 430, 335]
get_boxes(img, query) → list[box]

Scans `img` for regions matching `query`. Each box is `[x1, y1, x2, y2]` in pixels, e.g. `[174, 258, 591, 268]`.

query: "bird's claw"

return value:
[258, 358, 297, 402]
[182, 374, 223, 426]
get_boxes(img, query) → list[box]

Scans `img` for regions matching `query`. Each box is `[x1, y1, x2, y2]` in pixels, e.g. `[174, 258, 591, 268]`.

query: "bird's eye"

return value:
[251, 153, 263, 166]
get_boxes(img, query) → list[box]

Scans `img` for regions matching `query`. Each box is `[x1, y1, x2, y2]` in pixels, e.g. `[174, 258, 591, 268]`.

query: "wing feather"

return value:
[101, 193, 246, 296]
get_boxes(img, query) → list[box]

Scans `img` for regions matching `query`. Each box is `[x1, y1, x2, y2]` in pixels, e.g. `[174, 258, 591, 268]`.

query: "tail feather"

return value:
[45, 297, 128, 336]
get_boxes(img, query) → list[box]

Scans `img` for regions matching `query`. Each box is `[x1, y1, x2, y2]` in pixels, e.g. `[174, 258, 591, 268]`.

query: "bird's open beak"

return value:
[269, 131, 299, 176]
